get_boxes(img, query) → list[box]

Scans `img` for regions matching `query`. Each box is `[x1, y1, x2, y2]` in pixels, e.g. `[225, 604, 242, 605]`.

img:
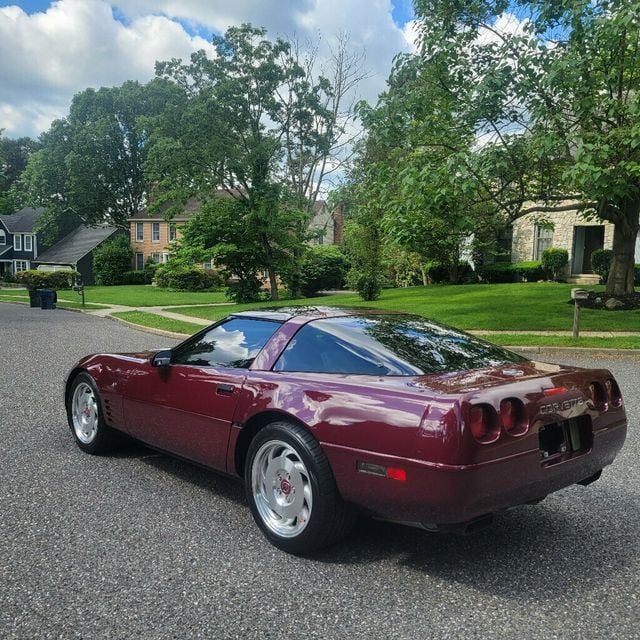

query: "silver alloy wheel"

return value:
[71, 382, 99, 444]
[251, 439, 313, 538]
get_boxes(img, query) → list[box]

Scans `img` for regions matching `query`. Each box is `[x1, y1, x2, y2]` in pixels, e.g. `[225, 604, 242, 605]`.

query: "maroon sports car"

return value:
[65, 308, 627, 553]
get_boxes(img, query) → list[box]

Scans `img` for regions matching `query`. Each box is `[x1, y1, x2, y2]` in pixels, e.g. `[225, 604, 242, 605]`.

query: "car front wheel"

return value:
[67, 372, 120, 454]
[245, 421, 355, 554]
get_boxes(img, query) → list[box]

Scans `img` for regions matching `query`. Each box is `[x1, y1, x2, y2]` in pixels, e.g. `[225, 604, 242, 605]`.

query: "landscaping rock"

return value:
[605, 297, 624, 310]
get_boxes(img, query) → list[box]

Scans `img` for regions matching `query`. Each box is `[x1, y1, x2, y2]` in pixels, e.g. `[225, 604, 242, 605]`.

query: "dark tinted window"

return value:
[173, 318, 280, 368]
[273, 315, 526, 376]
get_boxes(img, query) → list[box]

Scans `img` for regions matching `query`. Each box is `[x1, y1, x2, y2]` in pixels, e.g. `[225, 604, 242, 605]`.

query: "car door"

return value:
[122, 317, 281, 470]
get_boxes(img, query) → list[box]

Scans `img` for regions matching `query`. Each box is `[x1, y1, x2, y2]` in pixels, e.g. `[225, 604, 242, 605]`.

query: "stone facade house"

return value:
[510, 206, 639, 282]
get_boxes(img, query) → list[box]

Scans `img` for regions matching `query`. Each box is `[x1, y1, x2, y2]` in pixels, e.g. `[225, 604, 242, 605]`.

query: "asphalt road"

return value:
[1, 302, 638, 640]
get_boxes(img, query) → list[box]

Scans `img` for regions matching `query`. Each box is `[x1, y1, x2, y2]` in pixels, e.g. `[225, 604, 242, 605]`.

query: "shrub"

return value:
[591, 249, 614, 283]
[295, 246, 350, 297]
[1, 271, 17, 283]
[225, 275, 264, 303]
[121, 270, 153, 285]
[93, 234, 133, 286]
[347, 267, 383, 301]
[513, 261, 545, 282]
[424, 261, 475, 284]
[16, 269, 80, 290]
[154, 264, 223, 291]
[542, 248, 569, 281]
[476, 263, 518, 283]
[635, 264, 640, 286]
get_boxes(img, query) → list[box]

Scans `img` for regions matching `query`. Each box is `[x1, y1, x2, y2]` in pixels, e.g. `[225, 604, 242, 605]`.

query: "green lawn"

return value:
[82, 285, 229, 307]
[167, 283, 640, 332]
[112, 311, 204, 335]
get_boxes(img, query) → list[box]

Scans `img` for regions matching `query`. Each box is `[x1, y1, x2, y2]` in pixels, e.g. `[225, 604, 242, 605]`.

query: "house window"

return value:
[136, 223, 144, 242]
[203, 260, 212, 270]
[14, 235, 22, 251]
[14, 260, 28, 272]
[135, 253, 144, 270]
[152, 252, 161, 263]
[152, 223, 160, 242]
[24, 235, 32, 252]
[533, 225, 553, 260]
[169, 223, 177, 242]
[162, 252, 170, 263]
[0, 230, 6, 245]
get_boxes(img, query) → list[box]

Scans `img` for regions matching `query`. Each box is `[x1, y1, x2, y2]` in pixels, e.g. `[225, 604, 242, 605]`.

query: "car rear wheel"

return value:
[67, 373, 120, 454]
[245, 421, 355, 554]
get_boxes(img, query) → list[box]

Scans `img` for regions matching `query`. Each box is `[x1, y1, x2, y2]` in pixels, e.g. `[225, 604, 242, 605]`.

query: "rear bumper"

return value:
[323, 420, 627, 526]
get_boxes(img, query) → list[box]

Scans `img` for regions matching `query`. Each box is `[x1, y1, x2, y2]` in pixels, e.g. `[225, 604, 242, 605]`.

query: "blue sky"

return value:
[0, 0, 421, 138]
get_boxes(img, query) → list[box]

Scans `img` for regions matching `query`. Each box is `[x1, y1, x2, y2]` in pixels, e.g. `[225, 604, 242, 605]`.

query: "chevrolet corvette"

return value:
[65, 308, 627, 553]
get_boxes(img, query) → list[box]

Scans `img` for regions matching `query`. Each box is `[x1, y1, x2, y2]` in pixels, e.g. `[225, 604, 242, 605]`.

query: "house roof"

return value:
[35, 225, 119, 265]
[0, 207, 46, 233]
[129, 193, 328, 221]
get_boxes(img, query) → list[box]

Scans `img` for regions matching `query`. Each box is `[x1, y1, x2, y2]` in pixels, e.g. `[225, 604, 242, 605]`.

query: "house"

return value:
[128, 198, 200, 270]
[33, 225, 121, 284]
[511, 207, 640, 283]
[128, 197, 346, 270]
[0, 207, 48, 276]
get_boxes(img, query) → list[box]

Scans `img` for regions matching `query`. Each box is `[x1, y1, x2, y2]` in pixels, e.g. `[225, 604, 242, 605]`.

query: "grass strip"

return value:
[112, 311, 203, 335]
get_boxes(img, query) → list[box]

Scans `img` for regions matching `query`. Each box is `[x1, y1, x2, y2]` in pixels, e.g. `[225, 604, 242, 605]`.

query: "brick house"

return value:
[128, 198, 346, 270]
[511, 206, 639, 282]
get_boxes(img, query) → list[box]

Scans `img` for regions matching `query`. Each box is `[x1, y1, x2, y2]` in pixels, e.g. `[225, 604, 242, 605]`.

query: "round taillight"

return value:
[500, 398, 528, 436]
[469, 405, 500, 443]
[589, 382, 608, 410]
[605, 378, 623, 408]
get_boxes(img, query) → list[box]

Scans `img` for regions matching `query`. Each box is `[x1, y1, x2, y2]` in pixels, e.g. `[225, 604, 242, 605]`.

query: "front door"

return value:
[572, 226, 605, 273]
[121, 317, 282, 471]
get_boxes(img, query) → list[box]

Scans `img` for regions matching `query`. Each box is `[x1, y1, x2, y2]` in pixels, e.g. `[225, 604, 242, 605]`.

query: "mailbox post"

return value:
[73, 276, 85, 307]
[571, 288, 589, 337]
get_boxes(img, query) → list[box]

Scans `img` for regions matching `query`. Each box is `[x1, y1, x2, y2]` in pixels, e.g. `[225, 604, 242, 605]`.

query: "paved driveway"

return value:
[1, 303, 638, 639]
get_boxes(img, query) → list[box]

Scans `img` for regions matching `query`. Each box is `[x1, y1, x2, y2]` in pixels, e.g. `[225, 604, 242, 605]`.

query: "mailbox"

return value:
[571, 288, 589, 301]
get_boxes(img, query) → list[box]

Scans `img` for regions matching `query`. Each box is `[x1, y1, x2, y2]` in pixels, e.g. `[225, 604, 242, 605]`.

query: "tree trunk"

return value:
[420, 265, 428, 286]
[267, 266, 279, 301]
[606, 204, 639, 296]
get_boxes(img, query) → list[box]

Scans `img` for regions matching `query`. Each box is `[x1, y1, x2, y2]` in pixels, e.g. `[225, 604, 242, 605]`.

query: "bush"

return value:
[154, 264, 223, 291]
[1, 271, 17, 283]
[513, 261, 545, 282]
[297, 246, 350, 297]
[15, 269, 80, 290]
[635, 264, 640, 286]
[121, 270, 153, 285]
[347, 267, 383, 301]
[93, 234, 133, 286]
[225, 275, 264, 303]
[591, 249, 614, 283]
[476, 263, 518, 283]
[542, 248, 569, 281]
[425, 261, 475, 284]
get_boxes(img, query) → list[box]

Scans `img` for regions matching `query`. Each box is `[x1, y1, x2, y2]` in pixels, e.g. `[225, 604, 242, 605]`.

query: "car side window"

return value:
[172, 318, 281, 368]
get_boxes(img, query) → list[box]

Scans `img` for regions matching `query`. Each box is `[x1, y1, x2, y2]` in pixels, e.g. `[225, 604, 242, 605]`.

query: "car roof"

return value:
[230, 306, 405, 323]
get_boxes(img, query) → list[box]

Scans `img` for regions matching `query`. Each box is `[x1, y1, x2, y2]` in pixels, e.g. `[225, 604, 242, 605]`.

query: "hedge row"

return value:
[475, 261, 546, 283]
[15, 269, 81, 290]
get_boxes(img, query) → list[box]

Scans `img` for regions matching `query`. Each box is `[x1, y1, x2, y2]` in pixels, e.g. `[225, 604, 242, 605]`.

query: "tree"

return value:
[92, 234, 133, 285]
[149, 24, 364, 300]
[23, 79, 182, 233]
[413, 0, 640, 295]
[0, 132, 40, 215]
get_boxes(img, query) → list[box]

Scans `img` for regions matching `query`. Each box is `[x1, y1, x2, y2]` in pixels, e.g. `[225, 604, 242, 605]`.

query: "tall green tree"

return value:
[23, 79, 182, 233]
[413, 0, 640, 295]
[0, 132, 40, 215]
[149, 24, 362, 300]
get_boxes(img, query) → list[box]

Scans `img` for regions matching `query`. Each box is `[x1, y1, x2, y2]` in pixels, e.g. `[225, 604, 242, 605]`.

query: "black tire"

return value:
[66, 372, 120, 454]
[245, 421, 355, 554]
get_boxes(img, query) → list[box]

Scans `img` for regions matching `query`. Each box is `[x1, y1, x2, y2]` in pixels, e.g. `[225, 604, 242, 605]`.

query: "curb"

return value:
[508, 346, 640, 359]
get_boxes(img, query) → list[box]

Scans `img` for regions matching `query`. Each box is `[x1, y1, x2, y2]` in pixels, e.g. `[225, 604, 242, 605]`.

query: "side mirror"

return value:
[151, 349, 172, 367]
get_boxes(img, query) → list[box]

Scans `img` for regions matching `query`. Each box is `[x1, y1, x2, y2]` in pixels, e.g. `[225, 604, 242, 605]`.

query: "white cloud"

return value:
[476, 12, 530, 46]
[0, 0, 412, 138]
[0, 0, 215, 137]
[402, 19, 420, 53]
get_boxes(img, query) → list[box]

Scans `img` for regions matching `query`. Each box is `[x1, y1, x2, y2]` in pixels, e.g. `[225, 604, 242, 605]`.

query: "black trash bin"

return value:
[38, 289, 57, 310]
[28, 289, 41, 308]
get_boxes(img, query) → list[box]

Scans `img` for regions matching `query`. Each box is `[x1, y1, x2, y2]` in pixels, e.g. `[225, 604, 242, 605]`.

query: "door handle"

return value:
[216, 383, 235, 396]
